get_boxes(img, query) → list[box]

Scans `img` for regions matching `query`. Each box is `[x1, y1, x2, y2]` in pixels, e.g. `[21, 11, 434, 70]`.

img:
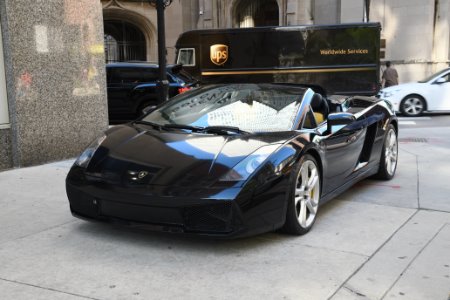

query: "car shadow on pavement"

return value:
[70, 200, 339, 252]
[72, 221, 283, 253]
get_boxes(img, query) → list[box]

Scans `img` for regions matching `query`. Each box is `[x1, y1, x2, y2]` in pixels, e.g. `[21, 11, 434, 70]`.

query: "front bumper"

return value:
[66, 165, 289, 238]
[66, 181, 250, 238]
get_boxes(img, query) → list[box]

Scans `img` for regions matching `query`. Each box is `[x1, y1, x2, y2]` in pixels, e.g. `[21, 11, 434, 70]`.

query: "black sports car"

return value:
[66, 84, 398, 238]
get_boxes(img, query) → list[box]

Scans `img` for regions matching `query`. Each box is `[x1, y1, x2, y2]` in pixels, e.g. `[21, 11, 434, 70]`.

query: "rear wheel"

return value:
[374, 124, 398, 180]
[400, 95, 425, 117]
[282, 154, 321, 235]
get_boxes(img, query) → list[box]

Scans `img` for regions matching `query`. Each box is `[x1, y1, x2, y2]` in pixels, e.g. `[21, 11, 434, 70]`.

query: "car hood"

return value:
[86, 125, 295, 187]
[381, 82, 424, 93]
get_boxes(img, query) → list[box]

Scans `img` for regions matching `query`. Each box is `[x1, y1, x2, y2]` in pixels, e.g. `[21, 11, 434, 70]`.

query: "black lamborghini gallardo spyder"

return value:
[66, 84, 398, 238]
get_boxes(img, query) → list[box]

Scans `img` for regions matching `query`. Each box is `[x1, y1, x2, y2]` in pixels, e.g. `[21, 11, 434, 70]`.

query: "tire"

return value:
[282, 154, 321, 235]
[400, 95, 426, 117]
[374, 124, 398, 180]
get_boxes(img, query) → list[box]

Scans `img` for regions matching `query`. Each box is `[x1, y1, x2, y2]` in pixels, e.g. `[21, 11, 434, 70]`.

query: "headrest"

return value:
[311, 93, 323, 109]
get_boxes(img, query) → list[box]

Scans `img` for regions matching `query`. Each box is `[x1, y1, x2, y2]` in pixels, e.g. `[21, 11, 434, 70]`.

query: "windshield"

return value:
[418, 68, 450, 83]
[141, 84, 306, 133]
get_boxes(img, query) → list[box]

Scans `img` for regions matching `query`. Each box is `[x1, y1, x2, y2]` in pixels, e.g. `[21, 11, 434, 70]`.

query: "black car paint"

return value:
[66, 129, 299, 237]
[66, 85, 397, 238]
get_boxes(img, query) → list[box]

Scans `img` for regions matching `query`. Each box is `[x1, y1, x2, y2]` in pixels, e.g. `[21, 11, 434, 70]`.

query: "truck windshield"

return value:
[141, 84, 306, 132]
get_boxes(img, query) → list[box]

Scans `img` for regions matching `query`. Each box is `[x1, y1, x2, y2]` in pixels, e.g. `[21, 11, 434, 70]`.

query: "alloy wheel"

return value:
[294, 160, 320, 228]
[384, 129, 398, 176]
[402, 97, 424, 116]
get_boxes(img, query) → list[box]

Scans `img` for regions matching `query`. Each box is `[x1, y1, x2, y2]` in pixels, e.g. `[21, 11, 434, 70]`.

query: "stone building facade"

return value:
[100, 0, 450, 83]
[101, 0, 185, 63]
[0, 0, 108, 171]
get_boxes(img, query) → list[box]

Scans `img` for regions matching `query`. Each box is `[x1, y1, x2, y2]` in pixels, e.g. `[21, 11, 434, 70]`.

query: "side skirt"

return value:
[319, 164, 379, 205]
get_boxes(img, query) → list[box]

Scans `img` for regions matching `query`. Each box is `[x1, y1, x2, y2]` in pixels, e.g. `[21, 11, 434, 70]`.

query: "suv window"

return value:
[170, 70, 196, 84]
[111, 68, 159, 84]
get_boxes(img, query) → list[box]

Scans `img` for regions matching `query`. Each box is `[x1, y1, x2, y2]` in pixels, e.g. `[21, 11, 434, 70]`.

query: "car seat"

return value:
[310, 93, 329, 124]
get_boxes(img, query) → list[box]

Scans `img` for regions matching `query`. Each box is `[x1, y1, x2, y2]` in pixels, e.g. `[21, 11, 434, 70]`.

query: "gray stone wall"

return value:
[0, 128, 12, 170]
[313, 0, 340, 24]
[0, 0, 108, 169]
[371, 0, 450, 82]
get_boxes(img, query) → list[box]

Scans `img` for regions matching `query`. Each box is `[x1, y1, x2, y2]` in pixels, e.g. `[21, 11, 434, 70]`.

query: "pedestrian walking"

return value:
[381, 61, 399, 88]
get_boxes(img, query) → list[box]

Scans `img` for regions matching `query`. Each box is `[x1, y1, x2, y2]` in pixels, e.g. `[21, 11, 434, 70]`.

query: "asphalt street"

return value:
[0, 115, 449, 300]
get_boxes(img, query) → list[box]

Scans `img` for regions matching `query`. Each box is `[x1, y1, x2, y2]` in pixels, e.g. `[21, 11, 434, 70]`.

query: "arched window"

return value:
[104, 20, 146, 63]
[235, 0, 279, 28]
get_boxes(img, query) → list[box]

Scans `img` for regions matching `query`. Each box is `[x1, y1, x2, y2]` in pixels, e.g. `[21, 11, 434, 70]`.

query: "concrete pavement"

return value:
[0, 125, 449, 300]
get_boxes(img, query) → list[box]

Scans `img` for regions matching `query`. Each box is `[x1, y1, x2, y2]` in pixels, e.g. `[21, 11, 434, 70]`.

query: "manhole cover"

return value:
[398, 137, 428, 143]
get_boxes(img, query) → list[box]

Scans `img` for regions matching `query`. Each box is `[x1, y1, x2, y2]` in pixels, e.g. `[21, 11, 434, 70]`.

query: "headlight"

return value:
[381, 89, 400, 98]
[74, 134, 107, 168]
[220, 144, 281, 182]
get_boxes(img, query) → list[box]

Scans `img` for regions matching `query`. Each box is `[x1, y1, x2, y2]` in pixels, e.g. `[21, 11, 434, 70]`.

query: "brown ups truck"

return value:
[175, 23, 381, 96]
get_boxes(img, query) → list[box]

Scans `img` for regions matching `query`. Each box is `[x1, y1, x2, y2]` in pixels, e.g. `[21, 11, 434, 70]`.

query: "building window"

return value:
[177, 48, 196, 66]
[104, 20, 146, 63]
[235, 0, 279, 28]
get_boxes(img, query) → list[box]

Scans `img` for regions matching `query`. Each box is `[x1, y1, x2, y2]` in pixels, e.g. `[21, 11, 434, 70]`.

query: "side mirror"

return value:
[327, 112, 356, 133]
[142, 105, 157, 115]
[434, 77, 447, 84]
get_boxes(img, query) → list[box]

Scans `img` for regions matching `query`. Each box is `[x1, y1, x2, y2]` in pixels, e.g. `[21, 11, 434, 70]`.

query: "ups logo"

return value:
[210, 44, 228, 66]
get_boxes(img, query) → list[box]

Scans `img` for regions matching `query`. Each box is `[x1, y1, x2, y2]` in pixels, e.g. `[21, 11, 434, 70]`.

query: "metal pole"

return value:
[156, 0, 169, 103]
[364, 0, 371, 22]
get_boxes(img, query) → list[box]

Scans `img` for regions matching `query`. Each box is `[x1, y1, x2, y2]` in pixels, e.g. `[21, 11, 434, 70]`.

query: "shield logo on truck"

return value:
[210, 44, 228, 66]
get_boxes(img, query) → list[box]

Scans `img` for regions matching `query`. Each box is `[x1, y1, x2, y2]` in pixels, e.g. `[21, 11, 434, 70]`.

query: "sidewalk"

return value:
[0, 126, 449, 300]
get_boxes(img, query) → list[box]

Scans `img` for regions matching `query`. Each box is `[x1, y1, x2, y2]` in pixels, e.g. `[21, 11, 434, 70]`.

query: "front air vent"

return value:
[184, 202, 235, 233]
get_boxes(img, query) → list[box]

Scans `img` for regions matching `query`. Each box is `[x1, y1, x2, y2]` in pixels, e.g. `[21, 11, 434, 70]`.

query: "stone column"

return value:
[0, 20, 12, 170]
[432, 0, 450, 73]
[0, 0, 108, 169]
[182, 0, 200, 31]
[313, 0, 339, 25]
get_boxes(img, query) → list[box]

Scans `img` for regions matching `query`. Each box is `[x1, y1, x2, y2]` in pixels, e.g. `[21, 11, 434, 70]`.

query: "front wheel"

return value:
[400, 95, 425, 117]
[282, 154, 321, 235]
[374, 124, 398, 180]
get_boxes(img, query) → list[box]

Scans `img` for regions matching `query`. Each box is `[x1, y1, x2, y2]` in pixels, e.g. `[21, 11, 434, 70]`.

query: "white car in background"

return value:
[378, 68, 450, 116]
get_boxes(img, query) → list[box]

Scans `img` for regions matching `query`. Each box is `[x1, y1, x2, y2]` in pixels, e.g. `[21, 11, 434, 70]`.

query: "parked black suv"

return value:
[106, 62, 197, 123]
